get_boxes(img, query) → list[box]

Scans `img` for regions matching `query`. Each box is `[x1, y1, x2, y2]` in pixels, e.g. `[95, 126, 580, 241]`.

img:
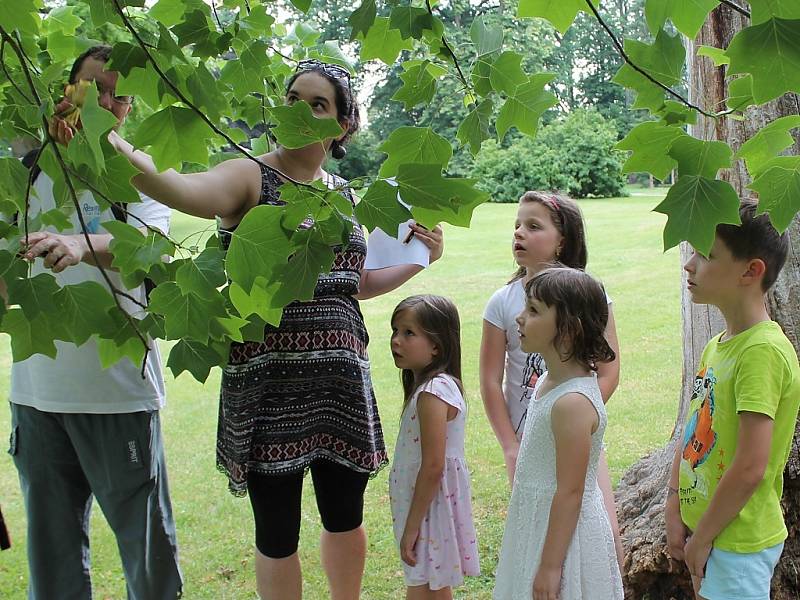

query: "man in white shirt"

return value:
[2, 45, 182, 600]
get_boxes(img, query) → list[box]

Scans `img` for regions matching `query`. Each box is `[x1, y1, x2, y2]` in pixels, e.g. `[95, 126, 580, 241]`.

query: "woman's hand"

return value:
[20, 232, 87, 273]
[532, 564, 562, 600]
[400, 526, 420, 567]
[410, 223, 444, 263]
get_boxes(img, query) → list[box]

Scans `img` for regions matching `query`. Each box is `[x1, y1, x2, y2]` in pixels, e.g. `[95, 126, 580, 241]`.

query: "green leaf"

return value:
[697, 45, 730, 66]
[668, 136, 732, 178]
[457, 99, 494, 156]
[1, 309, 57, 361]
[46, 31, 101, 63]
[286, 23, 320, 47]
[186, 62, 231, 121]
[221, 41, 271, 100]
[389, 6, 436, 40]
[40, 208, 72, 232]
[116, 64, 163, 109]
[658, 101, 699, 126]
[52, 281, 116, 346]
[86, 0, 122, 27]
[226, 204, 291, 293]
[470, 14, 503, 57]
[290, 0, 313, 13]
[0, 157, 30, 214]
[612, 29, 685, 113]
[166, 339, 228, 382]
[172, 9, 212, 48]
[0, 0, 41, 36]
[392, 61, 437, 110]
[517, 0, 598, 34]
[104, 220, 175, 288]
[654, 175, 741, 254]
[268, 102, 343, 150]
[645, 0, 719, 38]
[271, 228, 335, 306]
[394, 164, 490, 228]
[488, 51, 528, 95]
[378, 127, 453, 178]
[175, 247, 227, 295]
[45, 6, 81, 35]
[726, 18, 800, 104]
[496, 74, 557, 140]
[107, 43, 148, 77]
[86, 154, 143, 208]
[133, 106, 212, 171]
[735, 116, 800, 178]
[7, 273, 60, 319]
[149, 0, 186, 27]
[349, 0, 377, 41]
[240, 4, 275, 36]
[96, 309, 148, 369]
[747, 156, 800, 231]
[727, 75, 755, 111]
[229, 279, 283, 325]
[310, 41, 355, 75]
[471, 55, 495, 97]
[0, 250, 28, 282]
[356, 180, 413, 233]
[77, 84, 120, 173]
[147, 281, 230, 343]
[359, 17, 413, 65]
[750, 0, 800, 25]
[156, 23, 190, 65]
[616, 122, 685, 180]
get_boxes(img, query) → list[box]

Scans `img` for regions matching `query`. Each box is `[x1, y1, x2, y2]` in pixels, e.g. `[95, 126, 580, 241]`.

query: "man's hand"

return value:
[21, 232, 87, 273]
[665, 491, 688, 561]
[49, 98, 77, 146]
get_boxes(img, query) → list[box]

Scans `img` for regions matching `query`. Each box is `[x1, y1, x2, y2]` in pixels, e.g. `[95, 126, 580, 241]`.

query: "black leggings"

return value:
[247, 460, 371, 559]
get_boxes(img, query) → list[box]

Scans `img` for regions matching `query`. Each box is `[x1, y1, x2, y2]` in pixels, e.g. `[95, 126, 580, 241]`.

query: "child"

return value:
[494, 267, 624, 600]
[665, 200, 800, 600]
[389, 295, 480, 600]
[479, 190, 624, 566]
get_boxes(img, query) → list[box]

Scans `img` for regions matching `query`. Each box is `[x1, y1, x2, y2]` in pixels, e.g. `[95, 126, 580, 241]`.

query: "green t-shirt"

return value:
[678, 320, 800, 553]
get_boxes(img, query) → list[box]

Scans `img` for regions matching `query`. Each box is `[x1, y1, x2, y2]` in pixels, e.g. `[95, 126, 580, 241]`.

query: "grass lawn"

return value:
[0, 190, 681, 599]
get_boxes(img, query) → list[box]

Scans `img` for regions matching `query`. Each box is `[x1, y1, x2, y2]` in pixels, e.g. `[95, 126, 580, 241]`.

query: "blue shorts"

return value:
[699, 542, 783, 600]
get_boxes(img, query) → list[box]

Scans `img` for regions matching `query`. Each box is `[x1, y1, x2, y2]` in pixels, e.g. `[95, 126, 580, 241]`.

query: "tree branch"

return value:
[718, 0, 750, 19]
[0, 27, 151, 369]
[424, 0, 472, 95]
[0, 40, 34, 104]
[583, 0, 720, 119]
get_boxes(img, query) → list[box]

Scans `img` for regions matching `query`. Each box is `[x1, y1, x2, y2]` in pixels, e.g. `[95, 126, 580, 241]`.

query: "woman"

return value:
[53, 59, 443, 600]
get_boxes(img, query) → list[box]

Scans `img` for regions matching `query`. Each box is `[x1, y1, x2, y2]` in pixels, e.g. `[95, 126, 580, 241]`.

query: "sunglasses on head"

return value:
[295, 59, 352, 83]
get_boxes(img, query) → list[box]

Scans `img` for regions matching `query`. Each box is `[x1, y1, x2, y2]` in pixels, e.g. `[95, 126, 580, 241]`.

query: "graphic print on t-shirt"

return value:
[681, 366, 718, 498]
[516, 353, 545, 435]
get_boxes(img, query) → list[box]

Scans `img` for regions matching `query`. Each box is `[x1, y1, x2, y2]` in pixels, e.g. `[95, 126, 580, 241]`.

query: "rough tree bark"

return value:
[616, 5, 800, 599]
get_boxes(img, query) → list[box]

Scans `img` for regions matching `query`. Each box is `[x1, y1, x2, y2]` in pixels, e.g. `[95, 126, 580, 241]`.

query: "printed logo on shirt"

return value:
[82, 201, 102, 234]
[680, 366, 717, 500]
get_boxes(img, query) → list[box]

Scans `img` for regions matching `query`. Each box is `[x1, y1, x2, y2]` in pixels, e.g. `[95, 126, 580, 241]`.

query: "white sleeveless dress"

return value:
[493, 373, 623, 599]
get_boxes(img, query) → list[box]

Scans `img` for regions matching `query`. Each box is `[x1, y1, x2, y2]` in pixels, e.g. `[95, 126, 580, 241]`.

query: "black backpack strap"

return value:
[12, 148, 44, 227]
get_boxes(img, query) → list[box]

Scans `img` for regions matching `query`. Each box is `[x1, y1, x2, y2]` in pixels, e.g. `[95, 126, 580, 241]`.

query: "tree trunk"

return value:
[617, 5, 800, 599]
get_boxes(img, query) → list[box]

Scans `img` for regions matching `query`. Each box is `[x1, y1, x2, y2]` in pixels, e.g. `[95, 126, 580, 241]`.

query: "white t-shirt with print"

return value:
[483, 278, 612, 438]
[8, 172, 171, 414]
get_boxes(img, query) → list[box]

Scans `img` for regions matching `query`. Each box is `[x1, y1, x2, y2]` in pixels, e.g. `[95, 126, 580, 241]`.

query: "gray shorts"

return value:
[8, 403, 183, 600]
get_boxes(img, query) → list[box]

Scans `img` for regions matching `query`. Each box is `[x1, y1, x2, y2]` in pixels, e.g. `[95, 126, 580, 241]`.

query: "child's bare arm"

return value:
[534, 393, 596, 598]
[399, 391, 450, 567]
[479, 321, 519, 483]
[684, 411, 773, 577]
[596, 306, 620, 403]
[665, 439, 687, 560]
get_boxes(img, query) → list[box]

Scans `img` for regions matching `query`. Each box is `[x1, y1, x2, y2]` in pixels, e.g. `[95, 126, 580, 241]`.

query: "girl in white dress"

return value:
[494, 268, 623, 600]
[389, 295, 480, 600]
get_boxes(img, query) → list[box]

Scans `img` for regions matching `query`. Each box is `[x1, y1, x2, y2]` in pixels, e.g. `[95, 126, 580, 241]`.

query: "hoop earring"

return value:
[331, 141, 346, 160]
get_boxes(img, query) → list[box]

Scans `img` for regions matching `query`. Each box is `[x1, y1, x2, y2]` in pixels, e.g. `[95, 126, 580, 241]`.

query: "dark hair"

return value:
[285, 63, 361, 152]
[524, 267, 615, 371]
[68, 45, 113, 84]
[509, 191, 588, 283]
[391, 295, 464, 411]
[716, 199, 789, 291]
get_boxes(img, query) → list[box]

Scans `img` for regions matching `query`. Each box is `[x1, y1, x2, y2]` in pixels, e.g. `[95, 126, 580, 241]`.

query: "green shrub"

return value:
[473, 108, 626, 202]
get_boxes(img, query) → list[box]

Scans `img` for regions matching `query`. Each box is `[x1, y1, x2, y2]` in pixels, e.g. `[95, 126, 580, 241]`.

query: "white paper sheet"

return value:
[364, 220, 430, 270]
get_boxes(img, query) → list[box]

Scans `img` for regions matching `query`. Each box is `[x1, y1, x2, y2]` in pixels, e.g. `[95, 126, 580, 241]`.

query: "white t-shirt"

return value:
[8, 172, 171, 414]
[483, 278, 612, 438]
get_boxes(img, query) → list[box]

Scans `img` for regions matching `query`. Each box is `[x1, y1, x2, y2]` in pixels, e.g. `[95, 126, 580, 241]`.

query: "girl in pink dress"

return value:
[389, 295, 480, 599]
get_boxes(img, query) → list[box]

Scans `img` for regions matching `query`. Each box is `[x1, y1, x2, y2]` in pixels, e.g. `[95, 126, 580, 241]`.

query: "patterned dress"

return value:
[216, 163, 388, 496]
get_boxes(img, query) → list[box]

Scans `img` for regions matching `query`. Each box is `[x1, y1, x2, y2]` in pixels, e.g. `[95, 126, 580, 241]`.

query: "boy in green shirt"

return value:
[665, 200, 800, 600]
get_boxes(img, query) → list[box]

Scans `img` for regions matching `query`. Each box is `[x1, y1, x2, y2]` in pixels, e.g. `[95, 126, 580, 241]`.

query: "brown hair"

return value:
[391, 295, 464, 411]
[715, 199, 789, 291]
[524, 267, 615, 370]
[68, 45, 113, 84]
[509, 191, 588, 283]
